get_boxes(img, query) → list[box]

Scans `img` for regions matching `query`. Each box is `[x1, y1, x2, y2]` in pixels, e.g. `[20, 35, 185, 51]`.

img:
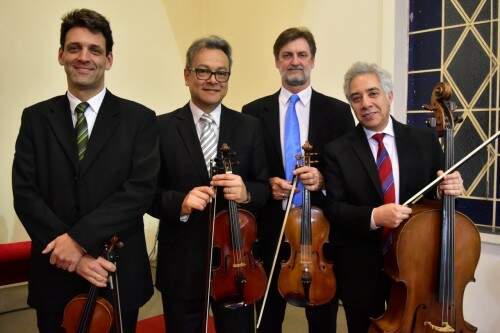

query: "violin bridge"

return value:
[423, 321, 455, 332]
[232, 263, 246, 268]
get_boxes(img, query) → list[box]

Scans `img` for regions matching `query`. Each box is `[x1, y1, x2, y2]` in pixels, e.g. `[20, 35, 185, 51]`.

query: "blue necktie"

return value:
[284, 94, 303, 207]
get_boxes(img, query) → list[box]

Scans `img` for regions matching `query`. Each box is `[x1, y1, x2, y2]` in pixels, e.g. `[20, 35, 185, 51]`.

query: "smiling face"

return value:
[58, 27, 112, 99]
[348, 73, 393, 132]
[275, 37, 315, 93]
[184, 48, 230, 113]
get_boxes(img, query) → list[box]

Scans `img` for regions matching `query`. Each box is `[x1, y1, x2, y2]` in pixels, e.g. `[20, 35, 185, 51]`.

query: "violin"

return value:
[62, 236, 124, 333]
[277, 141, 336, 307]
[369, 83, 480, 332]
[210, 143, 267, 308]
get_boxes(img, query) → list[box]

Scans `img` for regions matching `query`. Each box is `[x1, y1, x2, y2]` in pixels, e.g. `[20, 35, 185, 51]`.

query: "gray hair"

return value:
[186, 35, 232, 70]
[343, 62, 393, 100]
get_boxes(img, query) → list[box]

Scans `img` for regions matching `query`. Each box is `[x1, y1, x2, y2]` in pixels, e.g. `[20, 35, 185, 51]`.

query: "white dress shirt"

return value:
[67, 88, 106, 136]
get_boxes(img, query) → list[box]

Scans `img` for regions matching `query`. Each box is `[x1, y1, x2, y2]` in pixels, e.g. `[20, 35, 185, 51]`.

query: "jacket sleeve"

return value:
[13, 109, 69, 246]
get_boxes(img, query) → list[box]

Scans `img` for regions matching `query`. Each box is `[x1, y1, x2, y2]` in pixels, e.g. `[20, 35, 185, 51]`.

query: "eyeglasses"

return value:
[190, 67, 231, 83]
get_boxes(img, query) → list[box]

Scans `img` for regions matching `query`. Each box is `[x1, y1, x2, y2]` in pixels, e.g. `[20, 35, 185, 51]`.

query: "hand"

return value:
[294, 166, 324, 191]
[438, 170, 464, 197]
[42, 233, 84, 272]
[76, 255, 116, 287]
[269, 177, 296, 200]
[180, 186, 215, 215]
[211, 174, 248, 203]
[373, 203, 412, 229]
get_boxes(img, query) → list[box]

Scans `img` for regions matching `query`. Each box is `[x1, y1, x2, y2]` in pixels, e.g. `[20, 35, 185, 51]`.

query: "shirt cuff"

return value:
[370, 209, 379, 230]
[180, 214, 190, 223]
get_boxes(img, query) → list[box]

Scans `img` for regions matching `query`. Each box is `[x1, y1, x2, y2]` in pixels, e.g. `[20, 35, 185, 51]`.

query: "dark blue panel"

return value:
[410, 0, 442, 32]
[445, 0, 465, 25]
[407, 112, 434, 128]
[407, 72, 441, 110]
[456, 198, 493, 226]
[409, 31, 442, 71]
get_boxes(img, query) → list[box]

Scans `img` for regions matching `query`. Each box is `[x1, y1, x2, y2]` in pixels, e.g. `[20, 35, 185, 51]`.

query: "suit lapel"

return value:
[265, 91, 284, 175]
[218, 106, 236, 152]
[79, 90, 121, 176]
[176, 104, 210, 180]
[47, 95, 78, 171]
[307, 90, 321, 145]
[393, 119, 412, 202]
[351, 125, 384, 199]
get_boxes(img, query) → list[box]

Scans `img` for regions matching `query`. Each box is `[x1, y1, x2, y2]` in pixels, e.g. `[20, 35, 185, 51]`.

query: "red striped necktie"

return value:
[372, 133, 395, 245]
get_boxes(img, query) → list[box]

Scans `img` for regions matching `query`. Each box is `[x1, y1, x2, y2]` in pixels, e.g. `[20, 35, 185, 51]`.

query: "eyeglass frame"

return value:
[189, 67, 231, 83]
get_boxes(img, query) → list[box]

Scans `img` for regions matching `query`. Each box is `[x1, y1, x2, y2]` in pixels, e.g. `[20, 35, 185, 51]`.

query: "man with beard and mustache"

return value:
[12, 9, 159, 333]
[242, 27, 354, 333]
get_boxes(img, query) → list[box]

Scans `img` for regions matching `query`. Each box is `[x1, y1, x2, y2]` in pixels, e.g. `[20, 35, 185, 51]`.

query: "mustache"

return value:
[287, 65, 304, 70]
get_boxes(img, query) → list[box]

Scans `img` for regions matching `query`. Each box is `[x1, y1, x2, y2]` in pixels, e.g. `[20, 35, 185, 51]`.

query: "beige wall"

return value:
[1, 0, 395, 245]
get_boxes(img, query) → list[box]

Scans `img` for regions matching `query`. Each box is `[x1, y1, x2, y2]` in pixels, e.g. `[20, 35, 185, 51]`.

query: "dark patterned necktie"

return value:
[75, 102, 89, 161]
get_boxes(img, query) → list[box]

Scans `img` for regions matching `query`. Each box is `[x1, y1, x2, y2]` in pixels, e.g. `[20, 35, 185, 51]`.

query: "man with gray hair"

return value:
[150, 35, 269, 333]
[323, 62, 464, 332]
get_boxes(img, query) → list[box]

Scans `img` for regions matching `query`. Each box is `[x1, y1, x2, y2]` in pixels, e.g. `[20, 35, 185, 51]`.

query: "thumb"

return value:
[42, 240, 55, 254]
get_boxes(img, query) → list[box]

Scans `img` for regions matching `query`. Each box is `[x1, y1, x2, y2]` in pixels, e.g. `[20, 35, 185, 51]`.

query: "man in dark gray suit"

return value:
[12, 9, 159, 333]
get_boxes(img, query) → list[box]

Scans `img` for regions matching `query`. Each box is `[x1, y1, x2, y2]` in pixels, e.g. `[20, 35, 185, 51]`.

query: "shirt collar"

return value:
[67, 88, 107, 115]
[279, 85, 312, 107]
[189, 100, 221, 128]
[363, 116, 395, 140]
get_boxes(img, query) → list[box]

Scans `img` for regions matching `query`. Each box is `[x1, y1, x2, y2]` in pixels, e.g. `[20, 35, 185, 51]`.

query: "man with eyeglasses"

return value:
[150, 35, 269, 333]
[242, 27, 354, 333]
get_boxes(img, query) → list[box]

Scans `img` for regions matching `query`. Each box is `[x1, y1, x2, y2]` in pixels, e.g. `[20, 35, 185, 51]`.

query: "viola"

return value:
[62, 236, 124, 333]
[210, 143, 267, 308]
[277, 141, 336, 307]
[369, 82, 480, 332]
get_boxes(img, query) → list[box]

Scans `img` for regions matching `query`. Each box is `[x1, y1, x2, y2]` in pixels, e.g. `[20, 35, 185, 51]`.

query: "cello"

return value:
[62, 236, 124, 333]
[369, 83, 480, 332]
[210, 143, 267, 308]
[277, 141, 336, 307]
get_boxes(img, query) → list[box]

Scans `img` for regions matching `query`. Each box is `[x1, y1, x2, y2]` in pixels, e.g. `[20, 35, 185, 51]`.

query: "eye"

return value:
[350, 95, 361, 103]
[89, 47, 103, 55]
[215, 71, 229, 78]
[368, 91, 380, 98]
[66, 44, 80, 53]
[196, 68, 211, 75]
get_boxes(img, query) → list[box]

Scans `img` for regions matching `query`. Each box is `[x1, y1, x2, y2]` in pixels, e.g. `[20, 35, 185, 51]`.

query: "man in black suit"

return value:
[150, 36, 269, 333]
[324, 62, 464, 333]
[242, 27, 354, 333]
[12, 9, 159, 333]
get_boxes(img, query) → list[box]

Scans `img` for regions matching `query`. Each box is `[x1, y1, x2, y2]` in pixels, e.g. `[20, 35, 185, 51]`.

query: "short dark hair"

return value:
[186, 35, 232, 70]
[273, 27, 316, 60]
[60, 8, 113, 55]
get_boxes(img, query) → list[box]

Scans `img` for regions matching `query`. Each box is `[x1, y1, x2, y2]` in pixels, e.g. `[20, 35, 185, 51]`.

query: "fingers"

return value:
[294, 167, 324, 191]
[41, 240, 55, 254]
[270, 177, 293, 200]
[76, 255, 114, 288]
[438, 170, 464, 196]
[181, 186, 216, 215]
[373, 204, 412, 229]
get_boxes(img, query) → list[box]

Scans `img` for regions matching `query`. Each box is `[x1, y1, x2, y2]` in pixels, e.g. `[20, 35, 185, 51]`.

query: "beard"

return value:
[283, 68, 308, 86]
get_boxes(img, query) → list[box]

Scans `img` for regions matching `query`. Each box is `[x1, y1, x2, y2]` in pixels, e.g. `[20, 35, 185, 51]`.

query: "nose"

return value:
[360, 95, 372, 109]
[290, 54, 300, 65]
[76, 48, 91, 62]
[206, 72, 218, 84]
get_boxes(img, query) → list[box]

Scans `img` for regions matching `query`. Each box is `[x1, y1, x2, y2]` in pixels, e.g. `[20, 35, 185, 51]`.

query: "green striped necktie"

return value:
[75, 102, 89, 161]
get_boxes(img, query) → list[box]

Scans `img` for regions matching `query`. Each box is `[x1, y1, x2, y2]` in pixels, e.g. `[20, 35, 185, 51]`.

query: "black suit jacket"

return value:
[12, 91, 159, 310]
[241, 89, 354, 254]
[150, 104, 269, 301]
[323, 119, 442, 304]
